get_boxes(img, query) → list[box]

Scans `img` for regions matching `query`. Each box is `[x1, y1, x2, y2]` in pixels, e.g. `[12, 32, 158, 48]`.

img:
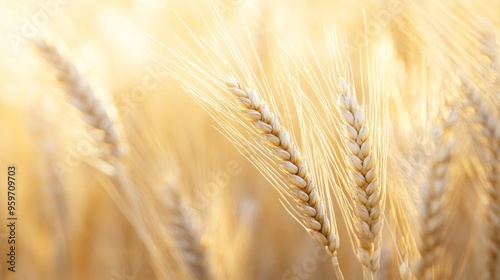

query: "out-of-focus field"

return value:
[0, 0, 499, 279]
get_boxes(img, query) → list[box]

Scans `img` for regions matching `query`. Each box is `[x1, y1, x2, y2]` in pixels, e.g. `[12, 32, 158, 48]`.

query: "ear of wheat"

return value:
[33, 37, 125, 158]
[150, 12, 346, 276]
[148, 15, 398, 280]
[338, 78, 382, 280]
[461, 77, 500, 280]
[274, 35, 392, 279]
[225, 78, 344, 279]
[165, 181, 208, 280]
[413, 108, 457, 280]
[34, 37, 193, 279]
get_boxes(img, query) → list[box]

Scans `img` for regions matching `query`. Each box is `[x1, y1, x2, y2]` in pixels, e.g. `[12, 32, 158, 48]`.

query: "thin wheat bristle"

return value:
[225, 77, 343, 278]
[338, 78, 382, 280]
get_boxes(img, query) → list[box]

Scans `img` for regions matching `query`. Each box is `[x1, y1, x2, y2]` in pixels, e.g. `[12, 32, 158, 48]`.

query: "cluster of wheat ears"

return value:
[1, 0, 499, 279]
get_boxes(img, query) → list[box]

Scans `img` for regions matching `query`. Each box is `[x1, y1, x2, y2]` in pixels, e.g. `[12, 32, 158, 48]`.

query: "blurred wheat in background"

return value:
[0, 0, 499, 279]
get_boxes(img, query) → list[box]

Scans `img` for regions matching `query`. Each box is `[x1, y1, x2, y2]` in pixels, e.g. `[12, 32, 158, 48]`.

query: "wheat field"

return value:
[0, 0, 499, 279]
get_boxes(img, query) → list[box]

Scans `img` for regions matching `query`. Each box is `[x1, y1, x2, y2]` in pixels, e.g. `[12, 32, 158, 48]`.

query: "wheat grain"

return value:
[225, 77, 344, 279]
[338, 78, 382, 280]
[399, 262, 411, 280]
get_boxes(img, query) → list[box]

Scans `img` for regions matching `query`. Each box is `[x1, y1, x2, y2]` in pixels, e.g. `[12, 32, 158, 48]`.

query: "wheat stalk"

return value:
[225, 77, 343, 279]
[165, 182, 208, 280]
[34, 37, 125, 157]
[461, 78, 500, 280]
[338, 78, 382, 280]
[414, 108, 457, 280]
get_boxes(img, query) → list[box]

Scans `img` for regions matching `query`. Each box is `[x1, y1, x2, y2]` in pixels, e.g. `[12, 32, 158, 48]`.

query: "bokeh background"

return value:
[0, 0, 499, 279]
